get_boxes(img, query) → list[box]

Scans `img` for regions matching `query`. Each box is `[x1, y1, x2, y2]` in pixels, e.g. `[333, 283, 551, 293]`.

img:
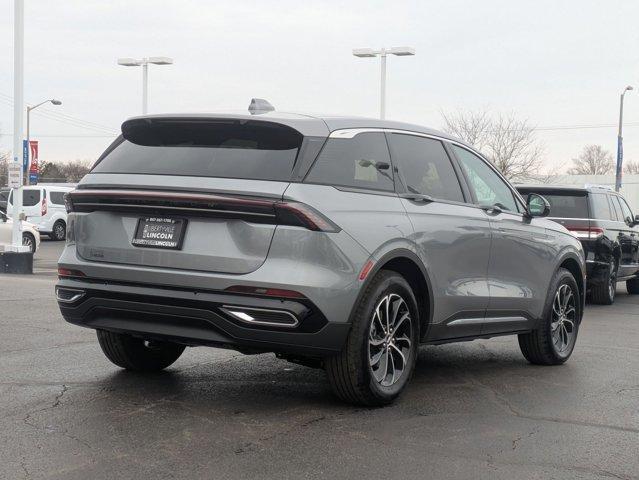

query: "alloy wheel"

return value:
[22, 235, 34, 253]
[368, 293, 413, 387]
[54, 223, 65, 240]
[550, 284, 577, 355]
[608, 261, 617, 300]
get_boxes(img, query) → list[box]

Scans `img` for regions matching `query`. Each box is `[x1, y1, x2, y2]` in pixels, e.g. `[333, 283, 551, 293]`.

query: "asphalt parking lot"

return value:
[1, 241, 638, 480]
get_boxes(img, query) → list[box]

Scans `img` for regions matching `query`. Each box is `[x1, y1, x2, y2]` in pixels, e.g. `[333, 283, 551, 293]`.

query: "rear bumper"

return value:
[56, 278, 351, 356]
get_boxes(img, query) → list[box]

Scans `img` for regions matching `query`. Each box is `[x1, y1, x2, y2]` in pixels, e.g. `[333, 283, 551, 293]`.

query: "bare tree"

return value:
[59, 159, 91, 182]
[568, 145, 613, 175]
[441, 110, 544, 181]
[624, 160, 639, 175]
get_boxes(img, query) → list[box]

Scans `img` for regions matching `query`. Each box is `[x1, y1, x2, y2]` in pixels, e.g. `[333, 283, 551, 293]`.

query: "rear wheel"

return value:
[519, 268, 580, 365]
[51, 220, 66, 241]
[325, 270, 419, 406]
[627, 277, 639, 294]
[22, 233, 36, 253]
[96, 330, 185, 371]
[590, 259, 617, 305]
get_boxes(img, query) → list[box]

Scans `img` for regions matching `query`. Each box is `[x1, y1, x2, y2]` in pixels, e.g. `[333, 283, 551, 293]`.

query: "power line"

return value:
[0, 93, 118, 134]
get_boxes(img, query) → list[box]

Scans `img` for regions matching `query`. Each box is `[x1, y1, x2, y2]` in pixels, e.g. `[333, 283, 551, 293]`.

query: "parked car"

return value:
[7, 184, 74, 240]
[516, 184, 639, 305]
[0, 210, 40, 253]
[56, 111, 585, 406]
[0, 188, 9, 213]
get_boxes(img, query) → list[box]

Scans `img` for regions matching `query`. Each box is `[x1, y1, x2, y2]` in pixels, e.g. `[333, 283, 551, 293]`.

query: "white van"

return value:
[7, 184, 74, 240]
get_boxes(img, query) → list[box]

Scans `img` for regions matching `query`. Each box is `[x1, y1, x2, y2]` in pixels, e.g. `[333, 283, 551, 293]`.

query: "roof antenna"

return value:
[248, 98, 275, 115]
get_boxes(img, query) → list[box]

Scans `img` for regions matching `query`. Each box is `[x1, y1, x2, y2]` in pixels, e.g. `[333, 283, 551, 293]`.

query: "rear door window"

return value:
[304, 132, 394, 191]
[589, 193, 612, 220]
[22, 189, 41, 207]
[92, 120, 304, 181]
[388, 134, 464, 202]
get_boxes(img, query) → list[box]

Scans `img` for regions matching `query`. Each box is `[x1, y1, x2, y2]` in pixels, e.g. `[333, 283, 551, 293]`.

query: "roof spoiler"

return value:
[248, 98, 275, 114]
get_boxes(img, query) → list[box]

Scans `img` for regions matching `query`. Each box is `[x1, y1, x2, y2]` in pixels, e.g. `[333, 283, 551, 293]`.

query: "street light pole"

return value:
[616, 85, 633, 192]
[117, 57, 173, 114]
[26, 99, 62, 185]
[353, 46, 415, 120]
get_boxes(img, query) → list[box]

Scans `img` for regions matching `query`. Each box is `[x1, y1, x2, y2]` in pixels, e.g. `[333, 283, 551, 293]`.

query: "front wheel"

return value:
[22, 233, 36, 253]
[519, 268, 580, 365]
[325, 270, 419, 406]
[96, 330, 185, 371]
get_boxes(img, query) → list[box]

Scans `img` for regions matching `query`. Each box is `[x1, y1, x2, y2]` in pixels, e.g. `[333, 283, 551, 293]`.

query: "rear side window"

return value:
[92, 120, 303, 181]
[23, 189, 41, 207]
[388, 134, 464, 202]
[529, 193, 589, 218]
[304, 132, 394, 191]
[50, 191, 66, 205]
[590, 193, 612, 220]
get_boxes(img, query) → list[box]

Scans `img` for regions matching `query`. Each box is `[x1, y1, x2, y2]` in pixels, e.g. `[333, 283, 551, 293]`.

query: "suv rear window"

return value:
[520, 191, 589, 218]
[92, 120, 303, 181]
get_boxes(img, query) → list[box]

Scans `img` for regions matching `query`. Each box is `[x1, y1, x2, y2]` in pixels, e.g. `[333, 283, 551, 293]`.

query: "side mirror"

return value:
[634, 214, 639, 226]
[526, 193, 550, 218]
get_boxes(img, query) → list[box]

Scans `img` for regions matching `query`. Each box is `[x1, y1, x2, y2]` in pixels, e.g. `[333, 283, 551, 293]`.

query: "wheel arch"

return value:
[352, 249, 433, 341]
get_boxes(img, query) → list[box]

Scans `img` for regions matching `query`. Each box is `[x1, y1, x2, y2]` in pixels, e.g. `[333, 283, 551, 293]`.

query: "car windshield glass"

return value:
[92, 120, 304, 181]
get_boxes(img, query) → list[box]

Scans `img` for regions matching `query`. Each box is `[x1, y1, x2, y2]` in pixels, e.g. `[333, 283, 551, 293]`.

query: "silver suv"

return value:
[57, 110, 585, 405]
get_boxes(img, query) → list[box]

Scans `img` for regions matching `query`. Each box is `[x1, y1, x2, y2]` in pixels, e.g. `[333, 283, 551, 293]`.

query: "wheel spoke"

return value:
[370, 349, 383, 367]
[390, 343, 406, 368]
[388, 348, 396, 385]
[395, 334, 411, 348]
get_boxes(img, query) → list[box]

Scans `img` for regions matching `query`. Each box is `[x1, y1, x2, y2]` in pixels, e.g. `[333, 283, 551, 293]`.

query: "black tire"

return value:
[518, 268, 580, 365]
[51, 220, 66, 241]
[590, 259, 617, 305]
[627, 277, 639, 294]
[22, 232, 36, 253]
[325, 270, 419, 406]
[96, 330, 185, 371]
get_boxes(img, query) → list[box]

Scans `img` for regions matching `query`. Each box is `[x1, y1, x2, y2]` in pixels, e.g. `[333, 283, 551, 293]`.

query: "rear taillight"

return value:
[274, 201, 340, 232]
[66, 189, 341, 232]
[566, 226, 604, 239]
[41, 197, 47, 216]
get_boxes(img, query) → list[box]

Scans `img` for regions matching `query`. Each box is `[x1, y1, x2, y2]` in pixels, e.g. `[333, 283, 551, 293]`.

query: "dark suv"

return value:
[516, 185, 639, 304]
[56, 111, 585, 405]
[0, 188, 9, 214]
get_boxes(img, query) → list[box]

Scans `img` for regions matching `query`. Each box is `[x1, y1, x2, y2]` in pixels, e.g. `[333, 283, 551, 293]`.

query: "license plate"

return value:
[132, 217, 187, 250]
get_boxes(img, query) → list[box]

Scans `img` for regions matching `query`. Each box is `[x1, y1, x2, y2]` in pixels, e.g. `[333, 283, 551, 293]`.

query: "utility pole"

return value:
[616, 85, 633, 192]
[9, 0, 27, 252]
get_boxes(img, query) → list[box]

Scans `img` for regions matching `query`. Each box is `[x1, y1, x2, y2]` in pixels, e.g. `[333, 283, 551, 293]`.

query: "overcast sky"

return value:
[1, 0, 639, 171]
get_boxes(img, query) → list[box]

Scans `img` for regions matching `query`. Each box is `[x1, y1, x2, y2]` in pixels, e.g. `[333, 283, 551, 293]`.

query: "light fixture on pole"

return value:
[26, 98, 62, 186]
[615, 85, 633, 192]
[117, 56, 173, 114]
[352, 46, 415, 120]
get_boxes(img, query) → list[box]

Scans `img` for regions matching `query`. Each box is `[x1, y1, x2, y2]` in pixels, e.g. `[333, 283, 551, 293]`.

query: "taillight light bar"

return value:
[65, 189, 340, 232]
[566, 226, 604, 239]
